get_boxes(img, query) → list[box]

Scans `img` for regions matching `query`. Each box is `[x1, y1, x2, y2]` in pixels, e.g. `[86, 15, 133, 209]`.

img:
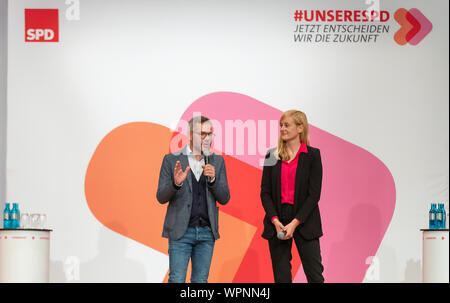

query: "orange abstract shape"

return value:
[85, 122, 172, 254]
[394, 8, 412, 46]
[85, 122, 257, 282]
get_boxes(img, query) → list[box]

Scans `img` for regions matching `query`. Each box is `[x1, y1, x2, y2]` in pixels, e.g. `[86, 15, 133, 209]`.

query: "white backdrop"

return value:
[5, 0, 449, 282]
[0, 0, 6, 209]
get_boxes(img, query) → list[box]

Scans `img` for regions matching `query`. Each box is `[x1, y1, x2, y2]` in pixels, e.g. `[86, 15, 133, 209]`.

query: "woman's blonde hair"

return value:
[275, 110, 310, 161]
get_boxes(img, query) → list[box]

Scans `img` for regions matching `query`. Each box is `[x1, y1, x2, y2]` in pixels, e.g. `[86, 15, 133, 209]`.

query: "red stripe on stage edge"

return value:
[40, 237, 50, 240]
[425, 237, 437, 240]
[12, 236, 27, 239]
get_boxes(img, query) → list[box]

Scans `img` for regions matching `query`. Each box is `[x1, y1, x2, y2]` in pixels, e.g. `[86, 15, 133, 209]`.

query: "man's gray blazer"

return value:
[156, 147, 230, 241]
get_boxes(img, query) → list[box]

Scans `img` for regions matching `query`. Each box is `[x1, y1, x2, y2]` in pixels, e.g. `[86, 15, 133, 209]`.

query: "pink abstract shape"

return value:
[408, 8, 433, 46]
[178, 93, 280, 169]
[177, 92, 396, 282]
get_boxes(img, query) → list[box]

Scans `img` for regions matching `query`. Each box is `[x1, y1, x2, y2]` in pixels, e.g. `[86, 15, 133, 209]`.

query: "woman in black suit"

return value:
[260, 110, 324, 283]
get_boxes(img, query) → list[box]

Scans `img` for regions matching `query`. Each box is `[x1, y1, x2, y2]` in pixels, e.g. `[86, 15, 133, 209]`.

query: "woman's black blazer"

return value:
[260, 145, 323, 240]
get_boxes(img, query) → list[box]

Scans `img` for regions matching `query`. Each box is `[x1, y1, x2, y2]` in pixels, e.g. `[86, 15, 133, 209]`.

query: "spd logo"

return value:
[25, 9, 59, 42]
[394, 8, 432, 46]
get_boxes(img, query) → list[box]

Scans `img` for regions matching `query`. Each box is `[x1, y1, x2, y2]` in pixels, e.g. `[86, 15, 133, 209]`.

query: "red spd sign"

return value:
[25, 9, 59, 42]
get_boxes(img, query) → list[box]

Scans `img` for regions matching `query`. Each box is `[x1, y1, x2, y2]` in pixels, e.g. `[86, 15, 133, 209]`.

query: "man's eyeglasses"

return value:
[194, 131, 215, 139]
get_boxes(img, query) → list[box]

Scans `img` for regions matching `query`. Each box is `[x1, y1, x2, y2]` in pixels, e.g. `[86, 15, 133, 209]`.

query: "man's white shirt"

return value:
[175, 145, 215, 186]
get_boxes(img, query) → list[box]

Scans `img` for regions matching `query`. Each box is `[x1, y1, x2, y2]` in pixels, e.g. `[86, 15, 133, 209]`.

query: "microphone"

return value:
[277, 231, 286, 240]
[204, 151, 211, 183]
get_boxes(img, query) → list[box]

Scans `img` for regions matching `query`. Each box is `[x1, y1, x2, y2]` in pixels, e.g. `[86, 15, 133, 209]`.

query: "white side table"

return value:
[421, 229, 449, 283]
[0, 228, 52, 283]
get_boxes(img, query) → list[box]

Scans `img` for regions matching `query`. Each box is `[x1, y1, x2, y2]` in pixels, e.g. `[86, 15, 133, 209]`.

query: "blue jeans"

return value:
[168, 226, 215, 283]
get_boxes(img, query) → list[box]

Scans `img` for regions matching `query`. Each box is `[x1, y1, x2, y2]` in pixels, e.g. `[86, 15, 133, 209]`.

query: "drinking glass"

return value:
[20, 213, 30, 229]
[30, 213, 40, 229]
[39, 214, 47, 229]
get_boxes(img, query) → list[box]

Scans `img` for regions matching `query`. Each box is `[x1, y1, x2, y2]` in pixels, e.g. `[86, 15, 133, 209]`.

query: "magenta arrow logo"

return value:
[394, 8, 432, 46]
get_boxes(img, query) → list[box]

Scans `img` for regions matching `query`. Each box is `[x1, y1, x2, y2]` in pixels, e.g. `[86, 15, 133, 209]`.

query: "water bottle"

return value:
[429, 203, 437, 229]
[442, 204, 447, 228]
[10, 203, 20, 229]
[436, 204, 443, 229]
[3, 203, 11, 228]
[438, 203, 446, 229]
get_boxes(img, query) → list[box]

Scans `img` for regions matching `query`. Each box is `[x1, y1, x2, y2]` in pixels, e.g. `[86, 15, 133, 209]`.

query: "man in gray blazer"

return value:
[156, 116, 230, 283]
